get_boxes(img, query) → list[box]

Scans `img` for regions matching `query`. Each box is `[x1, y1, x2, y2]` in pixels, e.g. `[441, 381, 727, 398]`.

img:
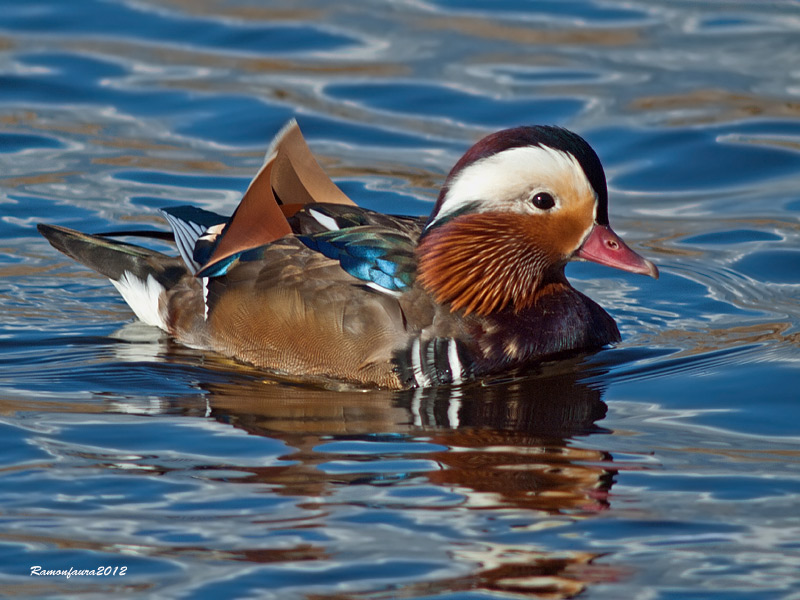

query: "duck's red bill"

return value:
[575, 224, 659, 279]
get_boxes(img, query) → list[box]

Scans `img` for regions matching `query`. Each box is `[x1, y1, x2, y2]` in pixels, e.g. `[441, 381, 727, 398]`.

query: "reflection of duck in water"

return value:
[412, 370, 613, 515]
[201, 363, 612, 511]
[181, 360, 619, 597]
[39, 121, 657, 389]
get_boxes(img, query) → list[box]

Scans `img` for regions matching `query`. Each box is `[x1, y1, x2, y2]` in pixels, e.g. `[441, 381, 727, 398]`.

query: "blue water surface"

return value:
[1, 1, 799, 599]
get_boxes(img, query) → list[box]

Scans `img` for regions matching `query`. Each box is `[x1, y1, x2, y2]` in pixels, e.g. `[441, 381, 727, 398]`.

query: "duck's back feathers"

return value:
[268, 119, 355, 208]
[203, 236, 412, 388]
[290, 202, 425, 236]
[38, 222, 417, 388]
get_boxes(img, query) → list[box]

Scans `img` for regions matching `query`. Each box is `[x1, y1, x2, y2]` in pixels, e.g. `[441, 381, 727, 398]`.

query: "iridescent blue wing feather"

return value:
[164, 202, 423, 287]
[297, 227, 418, 292]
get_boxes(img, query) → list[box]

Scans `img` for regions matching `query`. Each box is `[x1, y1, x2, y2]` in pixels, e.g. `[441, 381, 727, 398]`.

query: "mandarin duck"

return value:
[38, 120, 657, 389]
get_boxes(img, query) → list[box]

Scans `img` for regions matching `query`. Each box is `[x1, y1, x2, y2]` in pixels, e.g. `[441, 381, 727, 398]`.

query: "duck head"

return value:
[416, 126, 658, 316]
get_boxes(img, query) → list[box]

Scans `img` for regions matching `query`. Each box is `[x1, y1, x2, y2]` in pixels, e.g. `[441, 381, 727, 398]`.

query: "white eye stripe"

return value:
[431, 144, 594, 226]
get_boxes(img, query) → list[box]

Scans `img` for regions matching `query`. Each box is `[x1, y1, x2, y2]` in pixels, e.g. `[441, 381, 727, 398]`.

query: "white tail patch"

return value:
[110, 271, 167, 330]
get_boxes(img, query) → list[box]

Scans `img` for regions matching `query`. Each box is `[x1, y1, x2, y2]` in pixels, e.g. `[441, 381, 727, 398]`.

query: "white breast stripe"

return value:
[447, 339, 463, 385]
[410, 338, 431, 388]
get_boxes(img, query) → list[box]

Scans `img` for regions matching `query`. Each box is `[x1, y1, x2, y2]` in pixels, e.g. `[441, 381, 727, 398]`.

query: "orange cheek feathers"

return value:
[417, 214, 563, 316]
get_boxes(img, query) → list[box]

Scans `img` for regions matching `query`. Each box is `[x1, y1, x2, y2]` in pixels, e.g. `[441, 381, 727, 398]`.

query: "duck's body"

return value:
[39, 121, 657, 389]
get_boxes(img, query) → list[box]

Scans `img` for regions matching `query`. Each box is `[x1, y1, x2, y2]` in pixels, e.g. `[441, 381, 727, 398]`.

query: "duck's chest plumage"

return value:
[391, 283, 620, 388]
[469, 286, 620, 368]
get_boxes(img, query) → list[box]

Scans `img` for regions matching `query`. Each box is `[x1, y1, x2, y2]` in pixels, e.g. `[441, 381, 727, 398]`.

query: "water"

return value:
[2, 0, 799, 598]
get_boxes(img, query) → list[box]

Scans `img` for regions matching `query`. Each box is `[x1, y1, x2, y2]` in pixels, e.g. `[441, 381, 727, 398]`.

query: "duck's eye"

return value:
[530, 192, 555, 210]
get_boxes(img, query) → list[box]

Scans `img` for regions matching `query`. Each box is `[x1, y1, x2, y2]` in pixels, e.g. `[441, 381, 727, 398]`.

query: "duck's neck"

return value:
[416, 213, 564, 317]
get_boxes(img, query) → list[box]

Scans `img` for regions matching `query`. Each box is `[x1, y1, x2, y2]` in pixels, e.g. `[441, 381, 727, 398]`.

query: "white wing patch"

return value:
[366, 282, 403, 297]
[308, 208, 340, 231]
[110, 271, 167, 331]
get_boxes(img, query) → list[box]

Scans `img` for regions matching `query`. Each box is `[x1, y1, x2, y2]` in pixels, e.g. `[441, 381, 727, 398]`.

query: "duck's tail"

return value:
[36, 120, 355, 332]
[38, 224, 190, 331]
